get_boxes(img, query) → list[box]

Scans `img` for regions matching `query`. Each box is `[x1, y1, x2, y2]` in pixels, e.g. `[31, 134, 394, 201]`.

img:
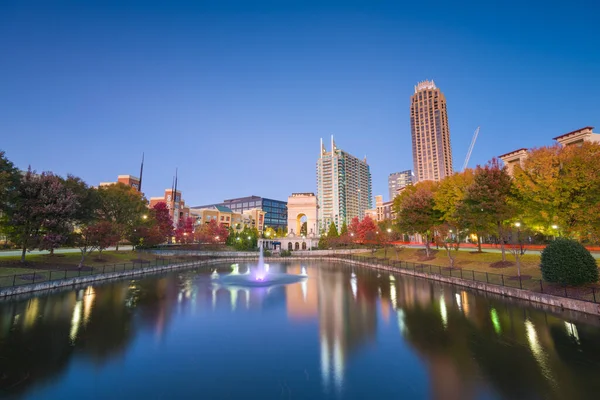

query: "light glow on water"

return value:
[440, 296, 448, 328]
[490, 308, 501, 334]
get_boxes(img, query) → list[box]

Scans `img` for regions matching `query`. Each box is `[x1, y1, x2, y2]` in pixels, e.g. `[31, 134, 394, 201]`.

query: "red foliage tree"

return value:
[151, 202, 173, 242]
[357, 215, 377, 243]
[195, 220, 229, 244]
[348, 217, 360, 241]
[174, 217, 195, 244]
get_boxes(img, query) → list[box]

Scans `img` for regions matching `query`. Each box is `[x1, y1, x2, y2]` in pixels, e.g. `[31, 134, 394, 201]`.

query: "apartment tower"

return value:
[410, 80, 453, 181]
[316, 136, 372, 231]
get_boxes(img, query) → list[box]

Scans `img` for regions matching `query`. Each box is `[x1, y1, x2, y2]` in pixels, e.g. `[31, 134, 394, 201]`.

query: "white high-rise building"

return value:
[316, 136, 372, 232]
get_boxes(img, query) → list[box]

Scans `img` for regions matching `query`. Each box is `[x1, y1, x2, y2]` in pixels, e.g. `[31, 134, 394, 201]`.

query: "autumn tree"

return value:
[394, 181, 441, 257]
[434, 170, 474, 264]
[174, 217, 195, 244]
[151, 202, 173, 243]
[462, 159, 515, 261]
[97, 183, 147, 250]
[0, 152, 20, 234]
[348, 217, 360, 240]
[512, 142, 600, 241]
[73, 221, 119, 268]
[357, 215, 377, 244]
[6, 169, 79, 263]
[195, 220, 229, 244]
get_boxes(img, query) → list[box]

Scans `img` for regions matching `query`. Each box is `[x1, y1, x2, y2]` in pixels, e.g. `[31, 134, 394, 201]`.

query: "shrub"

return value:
[263, 250, 272, 257]
[280, 250, 292, 257]
[541, 238, 599, 285]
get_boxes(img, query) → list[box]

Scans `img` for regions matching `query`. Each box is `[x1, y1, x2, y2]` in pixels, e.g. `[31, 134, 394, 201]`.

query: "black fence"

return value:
[329, 254, 599, 304]
[0, 258, 187, 289]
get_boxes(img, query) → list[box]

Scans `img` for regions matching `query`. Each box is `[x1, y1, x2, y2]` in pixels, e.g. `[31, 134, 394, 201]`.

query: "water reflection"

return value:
[0, 262, 598, 399]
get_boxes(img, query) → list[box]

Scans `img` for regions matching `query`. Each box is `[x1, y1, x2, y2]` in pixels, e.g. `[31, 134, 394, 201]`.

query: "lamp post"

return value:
[551, 224, 559, 240]
[515, 222, 523, 255]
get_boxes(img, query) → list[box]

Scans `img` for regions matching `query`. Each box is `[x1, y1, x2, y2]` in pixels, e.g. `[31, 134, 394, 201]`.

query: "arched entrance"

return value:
[302, 242, 307, 250]
[295, 242, 300, 250]
[288, 242, 293, 251]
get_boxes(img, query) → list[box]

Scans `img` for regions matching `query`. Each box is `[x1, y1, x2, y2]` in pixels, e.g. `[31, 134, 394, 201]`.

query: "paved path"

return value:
[0, 246, 133, 258]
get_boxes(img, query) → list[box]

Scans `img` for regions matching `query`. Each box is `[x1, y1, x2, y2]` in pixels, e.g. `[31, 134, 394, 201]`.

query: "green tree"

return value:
[0, 150, 20, 215]
[462, 159, 515, 261]
[97, 183, 147, 250]
[327, 222, 339, 238]
[339, 221, 348, 236]
[394, 181, 441, 257]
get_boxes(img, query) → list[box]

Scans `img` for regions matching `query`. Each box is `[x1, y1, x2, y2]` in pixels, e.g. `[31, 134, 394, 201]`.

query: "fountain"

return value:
[212, 246, 306, 288]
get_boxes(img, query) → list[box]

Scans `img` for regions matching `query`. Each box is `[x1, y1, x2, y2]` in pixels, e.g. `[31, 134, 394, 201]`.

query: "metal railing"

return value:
[328, 253, 599, 304]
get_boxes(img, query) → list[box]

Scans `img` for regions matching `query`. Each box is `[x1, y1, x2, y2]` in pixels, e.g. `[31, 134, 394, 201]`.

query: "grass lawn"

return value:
[0, 250, 192, 278]
[355, 247, 554, 280]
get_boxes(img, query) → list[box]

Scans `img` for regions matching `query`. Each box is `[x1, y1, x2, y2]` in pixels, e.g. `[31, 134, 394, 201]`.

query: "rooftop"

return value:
[552, 126, 595, 141]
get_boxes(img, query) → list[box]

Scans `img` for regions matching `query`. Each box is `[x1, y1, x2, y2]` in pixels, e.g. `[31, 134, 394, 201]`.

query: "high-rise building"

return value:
[316, 136, 372, 231]
[388, 170, 415, 200]
[410, 80, 453, 182]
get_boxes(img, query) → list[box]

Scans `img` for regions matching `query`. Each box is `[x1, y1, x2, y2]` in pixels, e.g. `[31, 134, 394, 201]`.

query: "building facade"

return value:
[388, 170, 414, 200]
[189, 205, 266, 233]
[365, 195, 395, 222]
[193, 195, 286, 230]
[317, 136, 372, 231]
[149, 189, 190, 228]
[99, 175, 141, 191]
[410, 80, 453, 182]
[500, 126, 600, 176]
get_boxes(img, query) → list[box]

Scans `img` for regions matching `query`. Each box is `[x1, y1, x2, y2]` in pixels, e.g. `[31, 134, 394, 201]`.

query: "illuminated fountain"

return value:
[212, 246, 307, 288]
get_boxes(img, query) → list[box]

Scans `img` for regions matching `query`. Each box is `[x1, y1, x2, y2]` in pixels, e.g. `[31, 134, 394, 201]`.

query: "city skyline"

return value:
[1, 1, 599, 206]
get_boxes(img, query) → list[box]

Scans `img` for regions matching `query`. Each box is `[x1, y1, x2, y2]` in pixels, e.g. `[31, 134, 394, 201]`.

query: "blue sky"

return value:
[1, 0, 599, 205]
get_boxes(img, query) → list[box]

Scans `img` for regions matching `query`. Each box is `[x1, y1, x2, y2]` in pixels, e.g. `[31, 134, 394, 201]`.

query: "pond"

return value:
[1, 261, 599, 399]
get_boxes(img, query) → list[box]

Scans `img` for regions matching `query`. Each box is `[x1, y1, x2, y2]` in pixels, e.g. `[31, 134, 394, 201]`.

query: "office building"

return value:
[193, 195, 287, 230]
[317, 136, 372, 231]
[410, 80, 453, 182]
[388, 170, 414, 200]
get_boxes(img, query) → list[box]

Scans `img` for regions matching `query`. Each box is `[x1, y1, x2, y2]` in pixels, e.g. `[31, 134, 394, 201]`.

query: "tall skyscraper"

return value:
[317, 136, 372, 231]
[410, 80, 453, 182]
[388, 170, 415, 200]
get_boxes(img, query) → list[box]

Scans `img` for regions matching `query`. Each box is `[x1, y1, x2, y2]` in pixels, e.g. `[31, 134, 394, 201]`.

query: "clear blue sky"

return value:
[1, 0, 599, 205]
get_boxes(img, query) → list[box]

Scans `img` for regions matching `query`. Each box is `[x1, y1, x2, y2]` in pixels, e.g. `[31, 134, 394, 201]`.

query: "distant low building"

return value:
[193, 195, 286, 230]
[189, 205, 266, 233]
[99, 175, 141, 191]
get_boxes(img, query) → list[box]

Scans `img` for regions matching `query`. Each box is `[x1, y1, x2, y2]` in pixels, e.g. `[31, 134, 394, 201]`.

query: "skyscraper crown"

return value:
[414, 80, 437, 93]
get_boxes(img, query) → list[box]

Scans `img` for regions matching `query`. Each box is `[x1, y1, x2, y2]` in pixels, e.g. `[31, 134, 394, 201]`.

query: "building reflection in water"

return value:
[1, 262, 600, 399]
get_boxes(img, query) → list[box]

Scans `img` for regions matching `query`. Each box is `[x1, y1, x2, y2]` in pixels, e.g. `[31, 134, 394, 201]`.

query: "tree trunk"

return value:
[498, 223, 506, 262]
[424, 234, 430, 257]
[477, 234, 482, 252]
[78, 251, 86, 270]
[116, 242, 119, 251]
[21, 245, 26, 263]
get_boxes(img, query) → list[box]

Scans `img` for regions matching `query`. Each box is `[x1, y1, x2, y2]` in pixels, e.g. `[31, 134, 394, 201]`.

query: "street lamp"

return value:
[387, 228, 392, 233]
[515, 222, 521, 228]
[142, 215, 148, 220]
[551, 224, 558, 230]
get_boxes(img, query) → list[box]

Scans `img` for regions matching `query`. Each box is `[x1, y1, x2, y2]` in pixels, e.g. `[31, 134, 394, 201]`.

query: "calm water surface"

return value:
[1, 261, 599, 400]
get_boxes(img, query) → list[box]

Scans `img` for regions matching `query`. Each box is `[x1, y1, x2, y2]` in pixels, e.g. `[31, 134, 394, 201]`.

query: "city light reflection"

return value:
[439, 296, 448, 328]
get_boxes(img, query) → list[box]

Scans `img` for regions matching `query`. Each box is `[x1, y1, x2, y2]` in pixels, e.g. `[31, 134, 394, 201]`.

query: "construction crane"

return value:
[462, 126, 480, 171]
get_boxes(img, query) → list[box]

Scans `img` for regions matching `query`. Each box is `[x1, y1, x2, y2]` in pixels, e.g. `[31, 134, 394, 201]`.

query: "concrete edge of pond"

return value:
[1, 256, 599, 319]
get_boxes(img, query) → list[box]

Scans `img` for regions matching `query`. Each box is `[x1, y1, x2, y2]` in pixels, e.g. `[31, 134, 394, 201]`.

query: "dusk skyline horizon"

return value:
[2, 0, 599, 206]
